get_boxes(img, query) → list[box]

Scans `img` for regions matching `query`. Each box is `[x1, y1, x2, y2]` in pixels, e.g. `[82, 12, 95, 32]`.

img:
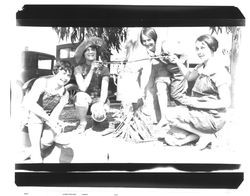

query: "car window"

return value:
[59, 48, 75, 59]
[38, 59, 53, 70]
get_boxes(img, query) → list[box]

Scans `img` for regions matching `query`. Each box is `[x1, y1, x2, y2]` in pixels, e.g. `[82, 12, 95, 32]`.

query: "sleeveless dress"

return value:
[25, 78, 67, 124]
[77, 63, 110, 103]
[37, 90, 66, 115]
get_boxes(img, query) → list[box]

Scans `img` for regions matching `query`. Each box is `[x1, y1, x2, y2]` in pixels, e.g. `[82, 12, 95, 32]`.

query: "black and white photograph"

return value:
[13, 25, 243, 164]
[5, 2, 250, 195]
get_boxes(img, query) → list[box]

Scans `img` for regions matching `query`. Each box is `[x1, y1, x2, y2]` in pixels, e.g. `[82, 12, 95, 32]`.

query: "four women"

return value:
[22, 30, 231, 162]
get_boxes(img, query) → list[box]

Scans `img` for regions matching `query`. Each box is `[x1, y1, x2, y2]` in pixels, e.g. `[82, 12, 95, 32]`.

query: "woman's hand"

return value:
[91, 61, 101, 71]
[74, 66, 82, 75]
[46, 119, 65, 135]
[167, 54, 181, 64]
[134, 97, 144, 110]
[91, 102, 107, 122]
[196, 95, 217, 102]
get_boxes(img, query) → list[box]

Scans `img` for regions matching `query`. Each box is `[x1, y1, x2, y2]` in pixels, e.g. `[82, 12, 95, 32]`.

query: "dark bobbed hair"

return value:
[140, 27, 158, 45]
[52, 60, 73, 75]
[196, 34, 219, 52]
[83, 45, 99, 61]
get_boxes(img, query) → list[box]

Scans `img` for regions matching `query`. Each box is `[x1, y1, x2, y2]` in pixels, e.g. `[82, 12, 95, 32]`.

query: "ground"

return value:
[16, 103, 241, 164]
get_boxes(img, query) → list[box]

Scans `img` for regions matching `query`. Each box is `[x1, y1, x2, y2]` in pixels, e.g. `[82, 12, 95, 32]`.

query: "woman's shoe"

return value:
[71, 122, 87, 134]
[54, 132, 73, 145]
[195, 134, 216, 150]
[54, 122, 88, 145]
[30, 153, 43, 163]
[155, 119, 168, 130]
[164, 132, 180, 146]
[153, 124, 170, 139]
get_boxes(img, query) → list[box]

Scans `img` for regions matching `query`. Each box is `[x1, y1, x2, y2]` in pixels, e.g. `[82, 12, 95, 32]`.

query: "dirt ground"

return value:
[17, 103, 240, 164]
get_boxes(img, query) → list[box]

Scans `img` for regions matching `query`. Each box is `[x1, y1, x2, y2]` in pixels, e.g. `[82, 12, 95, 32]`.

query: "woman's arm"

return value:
[217, 83, 231, 108]
[23, 78, 64, 133]
[23, 78, 52, 122]
[74, 65, 93, 92]
[161, 41, 199, 81]
[99, 76, 109, 104]
[139, 60, 152, 98]
[184, 83, 231, 109]
[168, 54, 200, 81]
[74, 62, 100, 92]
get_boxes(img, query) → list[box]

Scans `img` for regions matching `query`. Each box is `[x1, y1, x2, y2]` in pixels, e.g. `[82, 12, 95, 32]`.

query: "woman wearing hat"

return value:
[73, 37, 110, 133]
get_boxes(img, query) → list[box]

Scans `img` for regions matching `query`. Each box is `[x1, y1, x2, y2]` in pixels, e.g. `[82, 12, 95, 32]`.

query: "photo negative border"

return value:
[15, 5, 245, 188]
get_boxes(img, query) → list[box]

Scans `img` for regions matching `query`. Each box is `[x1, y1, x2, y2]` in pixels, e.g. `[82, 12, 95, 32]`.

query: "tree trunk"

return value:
[230, 27, 242, 108]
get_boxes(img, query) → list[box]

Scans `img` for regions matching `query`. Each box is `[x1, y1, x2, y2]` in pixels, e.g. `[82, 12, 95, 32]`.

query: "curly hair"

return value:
[52, 60, 73, 75]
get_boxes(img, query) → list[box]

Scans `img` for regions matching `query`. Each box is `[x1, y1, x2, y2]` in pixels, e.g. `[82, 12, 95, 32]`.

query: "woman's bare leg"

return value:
[155, 82, 169, 128]
[75, 105, 88, 132]
[172, 122, 216, 150]
[164, 107, 217, 149]
[177, 134, 200, 146]
[74, 92, 91, 133]
[164, 126, 199, 146]
[28, 123, 43, 163]
[41, 128, 56, 148]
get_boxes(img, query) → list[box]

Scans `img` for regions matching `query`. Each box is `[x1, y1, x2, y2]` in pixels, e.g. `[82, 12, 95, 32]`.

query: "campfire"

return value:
[104, 104, 156, 143]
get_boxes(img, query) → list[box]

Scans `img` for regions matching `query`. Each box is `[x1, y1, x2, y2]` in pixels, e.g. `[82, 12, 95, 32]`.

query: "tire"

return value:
[65, 83, 78, 105]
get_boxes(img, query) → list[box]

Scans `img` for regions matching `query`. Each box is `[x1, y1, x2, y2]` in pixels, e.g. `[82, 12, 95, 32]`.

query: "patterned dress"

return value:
[37, 90, 66, 115]
[25, 77, 67, 124]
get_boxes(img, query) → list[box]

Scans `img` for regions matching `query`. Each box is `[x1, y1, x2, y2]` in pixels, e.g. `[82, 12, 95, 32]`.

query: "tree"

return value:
[210, 26, 242, 108]
[52, 27, 127, 60]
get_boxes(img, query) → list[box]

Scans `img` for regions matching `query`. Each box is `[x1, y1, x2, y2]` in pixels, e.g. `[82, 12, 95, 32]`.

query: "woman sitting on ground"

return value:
[23, 61, 73, 162]
[73, 37, 110, 133]
[163, 34, 231, 150]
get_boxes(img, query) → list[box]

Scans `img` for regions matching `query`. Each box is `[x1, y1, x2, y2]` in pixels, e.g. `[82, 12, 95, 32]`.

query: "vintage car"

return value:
[21, 50, 55, 83]
[11, 51, 56, 105]
[10, 50, 56, 123]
